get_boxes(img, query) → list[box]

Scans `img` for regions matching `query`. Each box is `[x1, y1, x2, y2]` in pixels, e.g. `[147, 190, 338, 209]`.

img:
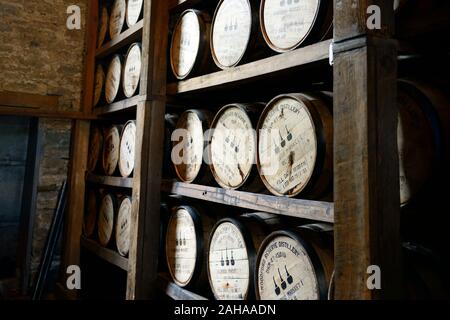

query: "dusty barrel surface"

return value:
[94, 64, 105, 107]
[255, 224, 333, 300]
[115, 196, 132, 257]
[122, 43, 142, 98]
[98, 5, 109, 47]
[109, 0, 126, 39]
[172, 110, 213, 184]
[207, 213, 279, 300]
[397, 80, 450, 205]
[257, 93, 333, 198]
[170, 9, 212, 80]
[210, 0, 265, 69]
[105, 54, 123, 104]
[126, 0, 143, 27]
[98, 193, 117, 247]
[260, 0, 333, 52]
[87, 126, 103, 173]
[165, 206, 215, 288]
[209, 103, 262, 190]
[83, 190, 98, 238]
[102, 125, 123, 176]
[119, 120, 137, 178]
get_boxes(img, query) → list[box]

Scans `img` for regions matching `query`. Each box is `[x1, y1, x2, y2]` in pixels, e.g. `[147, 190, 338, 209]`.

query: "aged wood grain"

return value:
[333, 40, 402, 299]
[161, 180, 334, 222]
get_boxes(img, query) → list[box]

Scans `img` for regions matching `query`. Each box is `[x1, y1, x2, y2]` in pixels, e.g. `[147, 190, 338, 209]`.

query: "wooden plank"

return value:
[60, 120, 90, 300]
[93, 95, 143, 116]
[0, 91, 58, 110]
[81, 0, 99, 114]
[80, 237, 129, 272]
[17, 118, 43, 295]
[96, 20, 144, 59]
[167, 39, 331, 95]
[157, 274, 208, 300]
[334, 0, 394, 42]
[86, 173, 133, 189]
[161, 180, 334, 223]
[127, 0, 169, 300]
[0, 106, 96, 120]
[127, 101, 167, 299]
[333, 39, 402, 299]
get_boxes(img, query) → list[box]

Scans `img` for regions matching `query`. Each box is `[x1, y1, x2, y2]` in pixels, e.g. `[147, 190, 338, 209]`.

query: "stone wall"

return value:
[0, 0, 88, 288]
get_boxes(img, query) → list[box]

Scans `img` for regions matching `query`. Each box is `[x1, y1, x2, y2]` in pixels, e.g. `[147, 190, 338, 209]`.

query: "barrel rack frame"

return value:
[61, 0, 402, 300]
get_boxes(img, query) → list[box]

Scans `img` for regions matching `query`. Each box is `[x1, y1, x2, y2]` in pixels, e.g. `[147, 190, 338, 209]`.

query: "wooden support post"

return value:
[333, 1, 402, 299]
[60, 120, 90, 299]
[126, 0, 169, 299]
[81, 0, 99, 115]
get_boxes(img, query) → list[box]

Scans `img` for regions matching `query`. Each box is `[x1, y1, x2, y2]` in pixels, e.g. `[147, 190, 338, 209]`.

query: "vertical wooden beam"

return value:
[126, 0, 169, 300]
[333, 1, 402, 299]
[334, 0, 394, 41]
[81, 0, 99, 114]
[60, 120, 90, 299]
[17, 118, 43, 294]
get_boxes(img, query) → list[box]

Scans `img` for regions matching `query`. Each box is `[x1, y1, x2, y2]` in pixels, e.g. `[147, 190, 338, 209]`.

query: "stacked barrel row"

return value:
[87, 122, 137, 178]
[97, 0, 143, 48]
[163, 204, 333, 300]
[94, 0, 144, 107]
[169, 0, 420, 79]
[93, 41, 142, 107]
[166, 81, 450, 206]
[164, 202, 450, 300]
[169, 0, 333, 79]
[83, 121, 137, 257]
[84, 191, 132, 257]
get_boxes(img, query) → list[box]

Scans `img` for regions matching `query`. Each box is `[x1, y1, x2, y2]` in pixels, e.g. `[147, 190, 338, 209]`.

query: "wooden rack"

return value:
[62, 0, 404, 300]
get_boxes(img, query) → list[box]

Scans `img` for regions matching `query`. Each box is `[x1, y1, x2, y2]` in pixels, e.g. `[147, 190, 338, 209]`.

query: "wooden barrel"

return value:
[119, 120, 136, 178]
[209, 103, 263, 191]
[105, 54, 123, 104]
[115, 196, 132, 257]
[98, 193, 117, 247]
[165, 205, 215, 289]
[397, 80, 450, 205]
[93, 64, 105, 107]
[211, 0, 267, 69]
[260, 0, 333, 53]
[172, 110, 213, 184]
[170, 9, 212, 80]
[87, 126, 103, 173]
[102, 125, 123, 176]
[257, 93, 333, 198]
[126, 0, 143, 28]
[163, 114, 179, 178]
[109, 0, 126, 39]
[98, 5, 109, 48]
[83, 190, 98, 238]
[207, 213, 280, 300]
[255, 224, 334, 300]
[122, 43, 142, 98]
